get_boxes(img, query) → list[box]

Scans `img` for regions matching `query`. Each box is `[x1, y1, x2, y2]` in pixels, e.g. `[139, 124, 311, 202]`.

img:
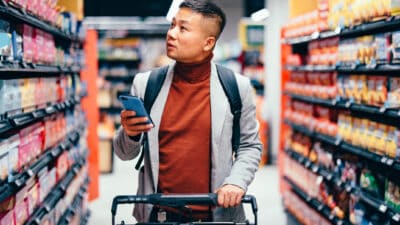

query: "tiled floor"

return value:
[88, 157, 286, 225]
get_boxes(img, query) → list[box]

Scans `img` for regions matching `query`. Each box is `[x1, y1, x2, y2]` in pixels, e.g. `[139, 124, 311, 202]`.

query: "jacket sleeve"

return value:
[222, 78, 262, 191]
[113, 75, 144, 161]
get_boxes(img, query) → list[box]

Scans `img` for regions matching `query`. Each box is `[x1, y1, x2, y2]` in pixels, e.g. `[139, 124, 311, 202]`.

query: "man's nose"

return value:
[167, 26, 178, 39]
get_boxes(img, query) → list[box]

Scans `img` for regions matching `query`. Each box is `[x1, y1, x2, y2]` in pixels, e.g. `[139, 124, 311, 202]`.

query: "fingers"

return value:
[215, 185, 245, 208]
[120, 110, 154, 137]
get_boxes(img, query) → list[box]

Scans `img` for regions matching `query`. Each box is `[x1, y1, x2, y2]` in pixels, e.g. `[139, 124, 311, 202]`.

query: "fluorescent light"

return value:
[166, 0, 184, 22]
[251, 8, 270, 22]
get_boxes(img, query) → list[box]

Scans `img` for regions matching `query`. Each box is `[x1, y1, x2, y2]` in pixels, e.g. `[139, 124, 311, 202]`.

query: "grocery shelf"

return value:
[286, 64, 400, 74]
[285, 65, 336, 72]
[287, 93, 400, 121]
[358, 190, 400, 224]
[283, 17, 400, 45]
[57, 181, 89, 225]
[0, 1, 82, 43]
[285, 149, 400, 224]
[99, 58, 141, 65]
[285, 120, 400, 174]
[80, 211, 91, 225]
[284, 176, 351, 225]
[25, 158, 87, 225]
[0, 97, 80, 136]
[0, 126, 85, 204]
[0, 62, 82, 77]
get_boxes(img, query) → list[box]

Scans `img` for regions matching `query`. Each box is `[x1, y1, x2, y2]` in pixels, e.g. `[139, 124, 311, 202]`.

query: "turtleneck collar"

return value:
[174, 53, 213, 83]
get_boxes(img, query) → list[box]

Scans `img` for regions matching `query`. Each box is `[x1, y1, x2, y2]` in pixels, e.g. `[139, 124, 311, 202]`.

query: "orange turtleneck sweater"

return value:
[158, 54, 213, 219]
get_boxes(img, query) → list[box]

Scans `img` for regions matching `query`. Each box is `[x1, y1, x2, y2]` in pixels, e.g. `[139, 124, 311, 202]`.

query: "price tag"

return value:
[393, 213, 400, 222]
[305, 161, 311, 168]
[312, 165, 319, 173]
[318, 204, 324, 211]
[381, 157, 388, 164]
[326, 174, 333, 181]
[379, 204, 388, 213]
[386, 159, 394, 166]
[337, 220, 344, 225]
[329, 214, 335, 220]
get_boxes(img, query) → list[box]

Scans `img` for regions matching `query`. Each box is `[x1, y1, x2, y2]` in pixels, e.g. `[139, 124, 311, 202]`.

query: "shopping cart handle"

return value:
[112, 194, 258, 225]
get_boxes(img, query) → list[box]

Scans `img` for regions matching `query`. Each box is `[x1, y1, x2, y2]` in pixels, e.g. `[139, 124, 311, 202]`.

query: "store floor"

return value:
[88, 157, 286, 225]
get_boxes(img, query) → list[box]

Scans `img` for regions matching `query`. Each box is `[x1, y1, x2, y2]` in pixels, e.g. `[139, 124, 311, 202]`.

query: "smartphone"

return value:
[118, 95, 153, 125]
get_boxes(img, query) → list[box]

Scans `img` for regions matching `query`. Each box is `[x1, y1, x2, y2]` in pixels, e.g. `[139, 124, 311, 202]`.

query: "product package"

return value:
[0, 140, 8, 182]
[392, 31, 400, 63]
[0, 209, 14, 225]
[385, 179, 400, 212]
[386, 77, 400, 108]
[0, 19, 14, 61]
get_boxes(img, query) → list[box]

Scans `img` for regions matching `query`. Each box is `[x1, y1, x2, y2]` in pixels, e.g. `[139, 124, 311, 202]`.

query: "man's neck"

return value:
[174, 54, 213, 83]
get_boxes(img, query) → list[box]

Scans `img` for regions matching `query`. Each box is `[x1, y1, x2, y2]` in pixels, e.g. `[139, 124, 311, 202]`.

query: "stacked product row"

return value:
[0, 74, 82, 118]
[5, 0, 81, 35]
[284, 0, 400, 39]
[0, 19, 83, 67]
[284, 100, 400, 159]
[288, 30, 400, 67]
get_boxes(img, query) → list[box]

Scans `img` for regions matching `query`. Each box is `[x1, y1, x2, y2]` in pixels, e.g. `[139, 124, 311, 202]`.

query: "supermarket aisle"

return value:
[89, 157, 286, 225]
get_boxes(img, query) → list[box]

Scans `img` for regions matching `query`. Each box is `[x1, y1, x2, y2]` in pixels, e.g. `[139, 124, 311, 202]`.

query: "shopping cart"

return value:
[111, 193, 258, 225]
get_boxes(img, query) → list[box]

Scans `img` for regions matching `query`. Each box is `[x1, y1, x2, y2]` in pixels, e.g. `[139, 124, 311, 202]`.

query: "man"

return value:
[113, 0, 262, 222]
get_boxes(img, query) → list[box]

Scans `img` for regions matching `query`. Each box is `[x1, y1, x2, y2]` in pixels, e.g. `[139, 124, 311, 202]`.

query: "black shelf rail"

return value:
[57, 180, 89, 225]
[98, 59, 141, 65]
[104, 75, 134, 83]
[285, 149, 400, 224]
[25, 157, 87, 225]
[285, 209, 304, 225]
[0, 1, 82, 43]
[284, 176, 351, 225]
[0, 97, 80, 137]
[285, 64, 400, 74]
[283, 17, 400, 45]
[0, 63, 82, 78]
[80, 211, 91, 225]
[287, 93, 400, 120]
[284, 120, 400, 173]
[0, 125, 85, 203]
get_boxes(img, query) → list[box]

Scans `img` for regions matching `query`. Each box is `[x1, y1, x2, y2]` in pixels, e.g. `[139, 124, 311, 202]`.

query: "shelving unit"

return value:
[281, 2, 400, 224]
[85, 17, 170, 173]
[0, 1, 89, 224]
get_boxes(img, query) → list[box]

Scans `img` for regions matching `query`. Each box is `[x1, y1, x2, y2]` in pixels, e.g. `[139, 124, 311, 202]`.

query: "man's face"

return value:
[166, 7, 216, 63]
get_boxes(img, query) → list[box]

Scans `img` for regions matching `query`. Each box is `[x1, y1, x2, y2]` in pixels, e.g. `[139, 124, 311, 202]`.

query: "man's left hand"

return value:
[215, 184, 245, 208]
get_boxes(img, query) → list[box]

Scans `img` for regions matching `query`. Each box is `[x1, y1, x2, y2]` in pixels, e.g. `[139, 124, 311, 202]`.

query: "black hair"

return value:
[179, 0, 226, 38]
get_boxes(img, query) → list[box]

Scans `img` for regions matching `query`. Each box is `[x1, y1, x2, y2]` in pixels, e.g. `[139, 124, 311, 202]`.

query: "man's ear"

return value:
[203, 36, 216, 51]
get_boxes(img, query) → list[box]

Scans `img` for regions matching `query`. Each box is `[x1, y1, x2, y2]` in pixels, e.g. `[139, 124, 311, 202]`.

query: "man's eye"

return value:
[180, 26, 187, 31]
[170, 23, 176, 28]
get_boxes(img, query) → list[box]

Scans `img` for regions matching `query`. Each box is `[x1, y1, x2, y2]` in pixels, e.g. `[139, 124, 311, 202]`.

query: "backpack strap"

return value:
[216, 64, 242, 154]
[135, 66, 169, 170]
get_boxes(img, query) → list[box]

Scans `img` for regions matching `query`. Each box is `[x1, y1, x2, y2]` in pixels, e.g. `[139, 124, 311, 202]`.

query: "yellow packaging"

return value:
[386, 126, 398, 158]
[359, 119, 370, 148]
[375, 123, 388, 155]
[338, 113, 347, 139]
[352, 118, 362, 146]
[367, 121, 377, 150]
[390, 0, 400, 16]
[344, 115, 353, 143]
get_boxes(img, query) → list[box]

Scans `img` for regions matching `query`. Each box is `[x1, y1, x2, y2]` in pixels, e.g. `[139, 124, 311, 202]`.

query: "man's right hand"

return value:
[120, 110, 154, 137]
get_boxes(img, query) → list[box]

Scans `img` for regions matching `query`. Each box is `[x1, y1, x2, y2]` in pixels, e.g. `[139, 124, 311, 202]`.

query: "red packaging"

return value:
[13, 200, 28, 225]
[26, 0, 39, 15]
[0, 209, 14, 225]
[26, 183, 39, 216]
[56, 152, 69, 182]
[34, 29, 45, 64]
[21, 25, 34, 63]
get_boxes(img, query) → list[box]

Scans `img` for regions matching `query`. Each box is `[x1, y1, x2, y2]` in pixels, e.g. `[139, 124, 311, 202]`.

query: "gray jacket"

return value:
[113, 62, 262, 222]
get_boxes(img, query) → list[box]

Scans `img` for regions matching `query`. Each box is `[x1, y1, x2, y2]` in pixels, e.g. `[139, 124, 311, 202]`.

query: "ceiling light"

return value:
[251, 8, 270, 22]
[166, 0, 184, 22]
